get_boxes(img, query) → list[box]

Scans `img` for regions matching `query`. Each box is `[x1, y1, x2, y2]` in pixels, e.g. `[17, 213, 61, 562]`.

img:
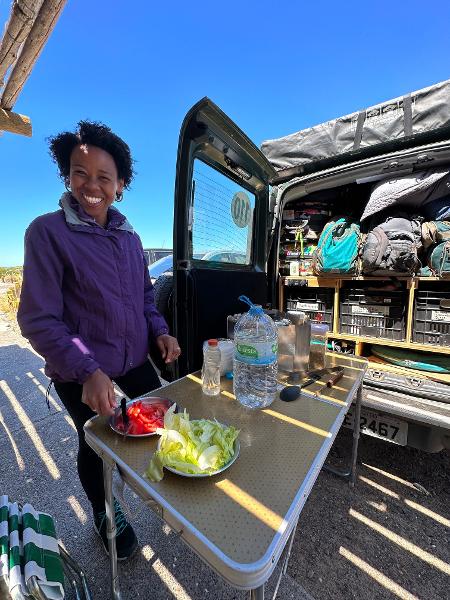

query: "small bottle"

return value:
[201, 339, 221, 396]
[309, 323, 329, 370]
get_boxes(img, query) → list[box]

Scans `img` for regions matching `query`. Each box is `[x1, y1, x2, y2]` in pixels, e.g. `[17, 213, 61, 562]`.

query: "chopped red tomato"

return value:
[117, 400, 170, 434]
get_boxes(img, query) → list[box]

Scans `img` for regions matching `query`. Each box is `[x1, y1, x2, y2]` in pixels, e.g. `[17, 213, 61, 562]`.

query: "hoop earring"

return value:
[116, 191, 123, 202]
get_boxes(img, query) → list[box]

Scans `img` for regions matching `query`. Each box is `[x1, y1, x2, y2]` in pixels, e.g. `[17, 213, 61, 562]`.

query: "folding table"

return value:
[84, 354, 366, 599]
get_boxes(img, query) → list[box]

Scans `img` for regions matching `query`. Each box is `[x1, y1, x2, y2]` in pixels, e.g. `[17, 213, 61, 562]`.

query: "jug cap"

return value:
[238, 295, 264, 315]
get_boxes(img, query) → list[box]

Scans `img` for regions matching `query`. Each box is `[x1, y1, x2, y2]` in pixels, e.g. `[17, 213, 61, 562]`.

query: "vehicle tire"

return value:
[151, 272, 175, 382]
[153, 272, 173, 324]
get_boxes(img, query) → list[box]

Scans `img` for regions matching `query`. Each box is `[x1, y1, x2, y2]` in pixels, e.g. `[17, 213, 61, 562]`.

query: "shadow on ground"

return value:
[1, 328, 449, 599]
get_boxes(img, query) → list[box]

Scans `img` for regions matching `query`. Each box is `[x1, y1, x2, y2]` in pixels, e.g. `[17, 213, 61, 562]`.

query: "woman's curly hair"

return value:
[48, 120, 135, 189]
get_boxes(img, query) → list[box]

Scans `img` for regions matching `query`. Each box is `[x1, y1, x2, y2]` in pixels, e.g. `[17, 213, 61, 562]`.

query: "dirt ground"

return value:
[1, 309, 449, 600]
[292, 430, 449, 600]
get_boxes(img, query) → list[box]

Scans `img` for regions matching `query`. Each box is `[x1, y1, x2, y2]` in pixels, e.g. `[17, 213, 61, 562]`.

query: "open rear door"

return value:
[173, 98, 277, 377]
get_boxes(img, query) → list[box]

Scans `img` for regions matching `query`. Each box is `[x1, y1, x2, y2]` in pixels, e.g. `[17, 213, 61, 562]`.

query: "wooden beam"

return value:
[0, 108, 32, 136]
[0, 0, 67, 110]
[0, 1, 41, 87]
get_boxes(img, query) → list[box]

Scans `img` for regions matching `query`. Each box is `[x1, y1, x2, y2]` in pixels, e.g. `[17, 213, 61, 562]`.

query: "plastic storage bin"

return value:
[413, 287, 450, 346]
[340, 286, 406, 340]
[285, 283, 334, 327]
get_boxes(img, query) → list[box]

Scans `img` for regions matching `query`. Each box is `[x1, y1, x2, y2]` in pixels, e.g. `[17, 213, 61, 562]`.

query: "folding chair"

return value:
[0, 497, 92, 600]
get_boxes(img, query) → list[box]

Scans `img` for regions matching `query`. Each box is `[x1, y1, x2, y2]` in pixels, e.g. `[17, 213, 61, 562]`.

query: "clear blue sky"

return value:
[1, 0, 450, 266]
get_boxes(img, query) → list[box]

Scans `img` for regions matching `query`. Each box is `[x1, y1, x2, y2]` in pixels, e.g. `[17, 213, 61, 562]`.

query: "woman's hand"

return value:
[156, 334, 181, 363]
[82, 369, 117, 416]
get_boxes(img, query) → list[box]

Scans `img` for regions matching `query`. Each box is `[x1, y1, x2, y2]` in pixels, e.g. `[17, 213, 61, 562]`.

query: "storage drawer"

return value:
[413, 287, 450, 346]
[340, 286, 406, 340]
[285, 286, 334, 327]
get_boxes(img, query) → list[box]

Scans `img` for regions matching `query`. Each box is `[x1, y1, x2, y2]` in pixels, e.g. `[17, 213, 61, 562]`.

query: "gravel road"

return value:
[0, 310, 448, 600]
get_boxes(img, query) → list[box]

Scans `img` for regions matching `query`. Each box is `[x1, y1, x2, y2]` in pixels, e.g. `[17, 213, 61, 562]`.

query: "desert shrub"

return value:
[0, 276, 22, 320]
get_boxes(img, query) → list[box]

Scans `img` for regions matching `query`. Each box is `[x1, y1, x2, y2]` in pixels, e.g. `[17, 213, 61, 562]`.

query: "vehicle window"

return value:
[190, 159, 255, 265]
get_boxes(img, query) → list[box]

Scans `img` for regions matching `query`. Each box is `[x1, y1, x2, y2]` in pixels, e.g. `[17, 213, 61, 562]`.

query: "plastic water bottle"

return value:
[233, 296, 278, 408]
[201, 339, 221, 396]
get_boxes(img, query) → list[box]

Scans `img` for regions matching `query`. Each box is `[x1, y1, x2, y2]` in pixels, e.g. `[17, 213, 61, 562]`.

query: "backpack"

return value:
[361, 213, 422, 276]
[424, 241, 450, 278]
[421, 221, 450, 249]
[312, 217, 360, 274]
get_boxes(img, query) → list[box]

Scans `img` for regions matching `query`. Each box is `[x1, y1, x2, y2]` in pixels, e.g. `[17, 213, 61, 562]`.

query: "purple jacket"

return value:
[18, 193, 169, 384]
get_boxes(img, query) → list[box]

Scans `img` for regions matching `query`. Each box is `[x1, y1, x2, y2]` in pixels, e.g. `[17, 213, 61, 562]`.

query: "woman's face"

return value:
[69, 144, 124, 227]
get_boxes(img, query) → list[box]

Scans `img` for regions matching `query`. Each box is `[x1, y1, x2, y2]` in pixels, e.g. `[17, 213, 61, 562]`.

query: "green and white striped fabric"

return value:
[0, 496, 9, 590]
[0, 495, 65, 599]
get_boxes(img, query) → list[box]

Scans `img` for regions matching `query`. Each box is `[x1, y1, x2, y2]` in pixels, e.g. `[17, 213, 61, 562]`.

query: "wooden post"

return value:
[405, 278, 417, 343]
[332, 280, 341, 335]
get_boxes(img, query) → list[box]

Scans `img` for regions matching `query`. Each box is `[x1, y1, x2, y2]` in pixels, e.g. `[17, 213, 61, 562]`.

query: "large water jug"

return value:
[233, 296, 278, 408]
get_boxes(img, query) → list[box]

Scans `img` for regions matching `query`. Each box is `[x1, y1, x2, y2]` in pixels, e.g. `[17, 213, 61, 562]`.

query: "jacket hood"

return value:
[58, 192, 134, 232]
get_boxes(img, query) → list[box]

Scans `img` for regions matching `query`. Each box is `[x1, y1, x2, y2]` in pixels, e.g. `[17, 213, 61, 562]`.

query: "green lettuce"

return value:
[145, 405, 239, 482]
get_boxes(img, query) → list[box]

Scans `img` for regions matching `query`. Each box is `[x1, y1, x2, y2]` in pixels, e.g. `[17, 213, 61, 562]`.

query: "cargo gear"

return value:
[361, 213, 422, 276]
[312, 217, 360, 274]
[421, 220, 450, 249]
[424, 241, 450, 278]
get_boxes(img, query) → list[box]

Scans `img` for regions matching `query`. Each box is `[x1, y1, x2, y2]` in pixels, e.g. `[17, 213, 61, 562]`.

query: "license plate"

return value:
[343, 408, 408, 446]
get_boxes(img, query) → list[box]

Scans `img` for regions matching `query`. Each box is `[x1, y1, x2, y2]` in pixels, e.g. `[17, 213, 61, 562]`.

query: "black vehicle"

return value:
[160, 81, 450, 452]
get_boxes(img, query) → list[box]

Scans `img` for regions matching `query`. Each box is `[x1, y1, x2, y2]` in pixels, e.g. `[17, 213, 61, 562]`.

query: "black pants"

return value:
[54, 360, 161, 514]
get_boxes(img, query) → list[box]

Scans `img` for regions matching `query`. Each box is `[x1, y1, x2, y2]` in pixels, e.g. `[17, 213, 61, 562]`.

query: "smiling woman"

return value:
[16, 119, 181, 562]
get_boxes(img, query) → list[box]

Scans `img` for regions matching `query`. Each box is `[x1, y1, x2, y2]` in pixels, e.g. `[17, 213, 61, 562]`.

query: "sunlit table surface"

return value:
[84, 353, 367, 598]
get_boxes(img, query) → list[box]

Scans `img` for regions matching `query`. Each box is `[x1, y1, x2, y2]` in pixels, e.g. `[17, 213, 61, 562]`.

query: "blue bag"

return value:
[313, 217, 360, 274]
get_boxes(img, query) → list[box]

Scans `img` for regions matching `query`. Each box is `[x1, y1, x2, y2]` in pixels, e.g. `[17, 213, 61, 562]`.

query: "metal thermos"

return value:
[277, 311, 311, 378]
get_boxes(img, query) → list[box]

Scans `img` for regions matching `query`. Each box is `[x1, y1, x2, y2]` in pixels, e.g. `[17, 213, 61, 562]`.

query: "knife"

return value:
[120, 397, 129, 436]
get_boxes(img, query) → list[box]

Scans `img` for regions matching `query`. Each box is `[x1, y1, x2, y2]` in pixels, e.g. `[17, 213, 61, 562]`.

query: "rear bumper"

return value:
[361, 385, 450, 452]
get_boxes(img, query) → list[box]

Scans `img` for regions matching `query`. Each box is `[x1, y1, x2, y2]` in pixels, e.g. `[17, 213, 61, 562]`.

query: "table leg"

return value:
[349, 382, 362, 488]
[323, 382, 363, 486]
[103, 459, 122, 600]
[249, 585, 264, 599]
[270, 517, 299, 600]
[282, 519, 298, 575]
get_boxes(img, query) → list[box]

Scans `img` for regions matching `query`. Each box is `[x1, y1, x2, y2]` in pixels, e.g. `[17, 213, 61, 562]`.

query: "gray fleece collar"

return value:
[59, 192, 134, 232]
